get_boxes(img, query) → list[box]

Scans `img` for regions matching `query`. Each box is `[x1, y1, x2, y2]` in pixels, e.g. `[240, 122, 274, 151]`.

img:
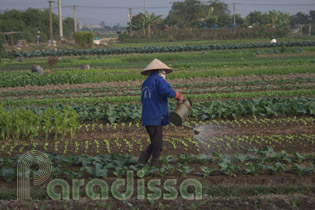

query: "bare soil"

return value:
[0, 193, 314, 210]
[1, 116, 314, 158]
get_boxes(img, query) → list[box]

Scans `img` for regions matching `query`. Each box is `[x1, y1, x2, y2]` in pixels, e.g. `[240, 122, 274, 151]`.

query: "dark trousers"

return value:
[145, 125, 163, 159]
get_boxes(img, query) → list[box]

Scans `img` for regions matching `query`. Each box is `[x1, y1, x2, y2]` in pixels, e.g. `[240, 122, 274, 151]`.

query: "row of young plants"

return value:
[1, 117, 313, 156]
[2, 97, 315, 124]
[112, 37, 315, 48]
[196, 134, 315, 153]
[0, 106, 80, 141]
[205, 116, 315, 129]
[8, 41, 315, 58]
[1, 146, 314, 182]
[2, 81, 314, 101]
[111, 37, 307, 48]
[1, 129, 313, 158]
[2, 88, 315, 107]
[174, 56, 315, 70]
[3, 45, 313, 72]
[1, 75, 313, 98]
[1, 63, 314, 88]
[1, 49, 255, 71]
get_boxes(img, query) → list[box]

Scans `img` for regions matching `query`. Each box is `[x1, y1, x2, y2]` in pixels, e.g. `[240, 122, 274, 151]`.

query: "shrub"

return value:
[0, 42, 7, 59]
[74, 31, 94, 49]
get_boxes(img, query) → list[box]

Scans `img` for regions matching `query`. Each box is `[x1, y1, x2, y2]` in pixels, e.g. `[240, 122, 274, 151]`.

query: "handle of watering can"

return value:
[174, 91, 184, 102]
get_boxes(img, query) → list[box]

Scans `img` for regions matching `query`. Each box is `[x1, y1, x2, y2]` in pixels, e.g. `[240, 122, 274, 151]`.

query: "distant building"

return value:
[89, 24, 102, 29]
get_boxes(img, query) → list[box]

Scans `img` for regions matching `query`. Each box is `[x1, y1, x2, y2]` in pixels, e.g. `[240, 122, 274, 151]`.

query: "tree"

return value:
[290, 12, 310, 27]
[203, 1, 231, 28]
[164, 0, 206, 28]
[0, 8, 75, 43]
[130, 12, 146, 36]
[145, 11, 162, 38]
[63, 17, 74, 38]
[204, 7, 218, 27]
[217, 14, 232, 27]
[234, 14, 245, 27]
[130, 12, 162, 37]
[268, 11, 290, 28]
[310, 10, 315, 24]
[245, 11, 269, 27]
[207, 0, 230, 16]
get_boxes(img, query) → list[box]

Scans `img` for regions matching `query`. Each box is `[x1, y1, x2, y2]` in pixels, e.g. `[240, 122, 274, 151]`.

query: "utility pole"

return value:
[129, 8, 133, 36]
[145, 0, 147, 14]
[233, 3, 236, 35]
[48, 1, 54, 45]
[58, 0, 63, 39]
[73, 5, 77, 32]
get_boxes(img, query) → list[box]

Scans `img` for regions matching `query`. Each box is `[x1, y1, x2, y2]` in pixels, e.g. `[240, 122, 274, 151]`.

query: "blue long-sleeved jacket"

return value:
[141, 73, 176, 126]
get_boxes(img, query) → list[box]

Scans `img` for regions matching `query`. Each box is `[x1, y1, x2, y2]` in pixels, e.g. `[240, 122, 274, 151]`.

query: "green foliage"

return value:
[214, 153, 237, 177]
[177, 164, 194, 178]
[0, 8, 74, 43]
[0, 106, 80, 141]
[0, 148, 313, 182]
[200, 166, 214, 177]
[2, 97, 314, 124]
[292, 163, 312, 176]
[0, 42, 6, 59]
[74, 31, 95, 49]
[165, 0, 207, 28]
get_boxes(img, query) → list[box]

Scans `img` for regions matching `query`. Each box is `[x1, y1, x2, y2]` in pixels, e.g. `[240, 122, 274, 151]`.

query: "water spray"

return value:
[182, 124, 201, 135]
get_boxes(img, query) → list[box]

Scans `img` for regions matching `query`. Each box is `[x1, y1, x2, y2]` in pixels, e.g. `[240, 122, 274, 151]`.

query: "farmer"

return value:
[270, 37, 277, 44]
[138, 58, 183, 166]
[36, 30, 41, 45]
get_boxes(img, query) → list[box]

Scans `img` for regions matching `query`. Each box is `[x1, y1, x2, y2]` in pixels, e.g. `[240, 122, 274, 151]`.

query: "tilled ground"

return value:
[1, 116, 314, 157]
[1, 193, 314, 210]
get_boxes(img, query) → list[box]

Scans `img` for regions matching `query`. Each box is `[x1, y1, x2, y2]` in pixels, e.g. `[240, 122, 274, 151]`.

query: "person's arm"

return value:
[158, 78, 183, 101]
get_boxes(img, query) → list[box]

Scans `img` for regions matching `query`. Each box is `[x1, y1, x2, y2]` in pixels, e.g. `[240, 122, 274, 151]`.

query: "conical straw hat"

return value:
[141, 58, 172, 75]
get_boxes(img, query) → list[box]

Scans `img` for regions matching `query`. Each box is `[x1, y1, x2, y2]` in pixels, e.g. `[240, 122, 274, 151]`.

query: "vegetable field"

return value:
[0, 39, 315, 209]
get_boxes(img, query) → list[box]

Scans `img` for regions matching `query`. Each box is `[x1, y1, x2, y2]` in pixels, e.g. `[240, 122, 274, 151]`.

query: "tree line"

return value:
[1, 0, 314, 44]
[0, 8, 74, 44]
[129, 0, 315, 37]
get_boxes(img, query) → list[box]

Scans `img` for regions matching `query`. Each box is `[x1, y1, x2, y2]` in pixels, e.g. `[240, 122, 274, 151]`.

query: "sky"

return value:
[1, 0, 315, 26]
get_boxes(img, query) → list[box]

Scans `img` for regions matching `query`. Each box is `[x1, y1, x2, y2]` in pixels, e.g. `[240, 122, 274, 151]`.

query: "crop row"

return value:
[1, 63, 314, 88]
[2, 89, 315, 107]
[2, 55, 315, 77]
[175, 56, 315, 70]
[196, 134, 315, 153]
[2, 114, 312, 148]
[3, 47, 313, 72]
[1, 76, 314, 98]
[1, 146, 314, 182]
[2, 81, 314, 101]
[0, 106, 80, 141]
[110, 38, 315, 48]
[204, 116, 315, 129]
[2, 97, 315, 124]
[8, 41, 315, 58]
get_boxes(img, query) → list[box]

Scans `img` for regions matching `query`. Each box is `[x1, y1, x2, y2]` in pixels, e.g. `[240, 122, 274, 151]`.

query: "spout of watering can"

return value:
[182, 124, 201, 135]
[193, 127, 201, 135]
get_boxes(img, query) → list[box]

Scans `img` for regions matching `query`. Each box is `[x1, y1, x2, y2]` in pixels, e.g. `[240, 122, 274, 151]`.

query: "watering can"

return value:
[170, 98, 201, 135]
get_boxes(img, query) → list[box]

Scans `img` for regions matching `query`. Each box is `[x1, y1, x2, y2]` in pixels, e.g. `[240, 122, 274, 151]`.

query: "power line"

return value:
[62, 5, 170, 9]
[234, 3, 315, 6]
